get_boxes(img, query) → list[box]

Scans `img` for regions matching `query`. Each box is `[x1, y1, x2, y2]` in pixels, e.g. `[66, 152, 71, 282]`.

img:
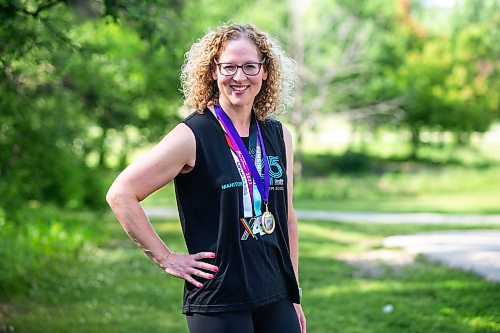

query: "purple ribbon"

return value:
[214, 104, 270, 204]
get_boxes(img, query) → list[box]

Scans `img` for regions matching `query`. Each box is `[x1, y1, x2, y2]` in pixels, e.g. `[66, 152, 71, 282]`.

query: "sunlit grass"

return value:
[2, 214, 499, 333]
[295, 193, 500, 214]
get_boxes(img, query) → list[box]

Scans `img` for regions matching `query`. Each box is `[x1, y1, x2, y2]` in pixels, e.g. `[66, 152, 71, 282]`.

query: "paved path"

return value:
[384, 230, 500, 282]
[144, 207, 500, 282]
[144, 207, 500, 225]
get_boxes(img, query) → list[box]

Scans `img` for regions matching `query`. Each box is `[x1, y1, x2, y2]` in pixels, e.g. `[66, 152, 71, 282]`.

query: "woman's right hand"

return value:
[160, 252, 219, 288]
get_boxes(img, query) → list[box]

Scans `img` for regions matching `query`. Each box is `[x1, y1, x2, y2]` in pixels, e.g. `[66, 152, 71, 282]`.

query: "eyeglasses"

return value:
[213, 58, 266, 76]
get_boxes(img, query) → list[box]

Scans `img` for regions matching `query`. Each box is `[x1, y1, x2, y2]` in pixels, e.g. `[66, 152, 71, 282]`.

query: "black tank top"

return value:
[174, 110, 300, 314]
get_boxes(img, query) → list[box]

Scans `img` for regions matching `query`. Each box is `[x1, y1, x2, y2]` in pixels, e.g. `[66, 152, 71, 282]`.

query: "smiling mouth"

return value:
[231, 85, 249, 92]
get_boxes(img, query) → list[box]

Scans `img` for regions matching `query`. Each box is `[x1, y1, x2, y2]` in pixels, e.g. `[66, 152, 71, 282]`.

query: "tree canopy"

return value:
[1, 0, 497, 213]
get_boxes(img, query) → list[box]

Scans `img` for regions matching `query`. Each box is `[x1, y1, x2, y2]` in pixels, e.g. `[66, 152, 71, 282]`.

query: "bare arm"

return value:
[106, 123, 218, 288]
[283, 125, 306, 333]
[283, 125, 299, 282]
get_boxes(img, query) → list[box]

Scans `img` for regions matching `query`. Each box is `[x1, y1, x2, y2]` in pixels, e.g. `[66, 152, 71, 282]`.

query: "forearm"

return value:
[107, 192, 171, 268]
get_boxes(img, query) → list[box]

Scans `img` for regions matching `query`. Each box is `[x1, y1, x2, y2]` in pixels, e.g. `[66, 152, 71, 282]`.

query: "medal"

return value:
[214, 105, 276, 237]
[261, 203, 275, 234]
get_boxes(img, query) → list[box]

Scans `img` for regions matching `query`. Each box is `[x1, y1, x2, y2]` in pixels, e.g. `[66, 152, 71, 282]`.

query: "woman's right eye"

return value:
[222, 65, 237, 71]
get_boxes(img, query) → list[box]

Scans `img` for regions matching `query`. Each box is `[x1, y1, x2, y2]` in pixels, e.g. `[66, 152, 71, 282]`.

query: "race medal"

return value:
[261, 203, 275, 234]
[214, 104, 276, 237]
[261, 211, 275, 234]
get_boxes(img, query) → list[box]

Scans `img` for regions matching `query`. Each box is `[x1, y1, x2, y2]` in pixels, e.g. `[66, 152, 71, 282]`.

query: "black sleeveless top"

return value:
[174, 110, 300, 314]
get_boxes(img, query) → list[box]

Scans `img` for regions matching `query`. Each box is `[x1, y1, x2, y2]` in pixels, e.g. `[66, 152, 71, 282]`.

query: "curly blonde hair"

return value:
[180, 23, 296, 120]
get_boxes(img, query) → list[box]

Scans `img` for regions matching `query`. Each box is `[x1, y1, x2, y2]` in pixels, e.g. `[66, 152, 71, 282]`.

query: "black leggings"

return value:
[185, 298, 300, 333]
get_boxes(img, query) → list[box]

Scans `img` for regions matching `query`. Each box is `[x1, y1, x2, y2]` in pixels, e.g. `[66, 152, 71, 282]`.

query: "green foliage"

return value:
[302, 151, 373, 176]
[339, 0, 498, 160]
[2, 0, 496, 210]
[0, 206, 100, 298]
[0, 1, 186, 211]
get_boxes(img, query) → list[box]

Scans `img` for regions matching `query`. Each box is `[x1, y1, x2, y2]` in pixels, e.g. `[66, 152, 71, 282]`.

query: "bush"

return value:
[336, 151, 372, 173]
[294, 174, 380, 200]
[82, 168, 114, 209]
[0, 206, 97, 298]
[302, 151, 373, 177]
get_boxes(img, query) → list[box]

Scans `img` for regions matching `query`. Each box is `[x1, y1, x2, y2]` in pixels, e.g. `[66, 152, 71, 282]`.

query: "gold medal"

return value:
[261, 203, 275, 234]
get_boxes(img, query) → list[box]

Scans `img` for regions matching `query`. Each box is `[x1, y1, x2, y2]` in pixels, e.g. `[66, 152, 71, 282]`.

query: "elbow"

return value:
[106, 180, 140, 210]
[106, 183, 128, 209]
[105, 186, 119, 209]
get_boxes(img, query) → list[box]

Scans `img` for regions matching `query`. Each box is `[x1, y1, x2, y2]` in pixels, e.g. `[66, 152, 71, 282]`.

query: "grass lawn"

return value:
[1, 213, 499, 333]
[294, 192, 500, 214]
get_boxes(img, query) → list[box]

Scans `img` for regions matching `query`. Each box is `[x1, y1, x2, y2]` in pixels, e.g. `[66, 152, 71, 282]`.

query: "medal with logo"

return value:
[261, 203, 275, 234]
[214, 104, 275, 237]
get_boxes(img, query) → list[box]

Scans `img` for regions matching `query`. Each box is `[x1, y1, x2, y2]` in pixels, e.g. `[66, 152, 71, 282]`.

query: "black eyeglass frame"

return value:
[213, 58, 266, 76]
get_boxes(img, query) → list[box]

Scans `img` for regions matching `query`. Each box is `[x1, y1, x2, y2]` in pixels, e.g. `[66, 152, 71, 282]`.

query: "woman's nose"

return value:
[232, 67, 247, 81]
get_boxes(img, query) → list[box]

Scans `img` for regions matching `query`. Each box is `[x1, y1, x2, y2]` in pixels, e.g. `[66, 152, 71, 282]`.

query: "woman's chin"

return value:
[229, 96, 254, 109]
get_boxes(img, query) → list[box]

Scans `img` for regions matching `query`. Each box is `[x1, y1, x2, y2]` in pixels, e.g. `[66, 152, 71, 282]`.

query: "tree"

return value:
[0, 0, 189, 213]
[368, 0, 498, 158]
[285, 0, 404, 176]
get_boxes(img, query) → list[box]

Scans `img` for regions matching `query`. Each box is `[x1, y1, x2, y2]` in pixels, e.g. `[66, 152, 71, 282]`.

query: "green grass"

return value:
[298, 221, 500, 333]
[1, 213, 499, 333]
[294, 165, 500, 214]
[0, 213, 188, 333]
[295, 193, 500, 214]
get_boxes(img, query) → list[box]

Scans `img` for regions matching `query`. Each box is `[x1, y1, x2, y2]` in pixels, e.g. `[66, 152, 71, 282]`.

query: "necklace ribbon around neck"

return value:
[214, 104, 271, 211]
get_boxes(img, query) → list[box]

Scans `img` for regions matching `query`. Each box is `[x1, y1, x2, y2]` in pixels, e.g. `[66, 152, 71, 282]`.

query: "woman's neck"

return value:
[218, 101, 252, 137]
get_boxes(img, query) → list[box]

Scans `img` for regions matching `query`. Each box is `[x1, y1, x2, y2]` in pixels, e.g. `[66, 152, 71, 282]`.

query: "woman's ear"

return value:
[212, 63, 218, 81]
[262, 64, 268, 81]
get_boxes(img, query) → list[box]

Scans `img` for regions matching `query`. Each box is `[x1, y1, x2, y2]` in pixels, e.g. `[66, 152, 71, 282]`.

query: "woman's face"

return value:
[212, 38, 268, 112]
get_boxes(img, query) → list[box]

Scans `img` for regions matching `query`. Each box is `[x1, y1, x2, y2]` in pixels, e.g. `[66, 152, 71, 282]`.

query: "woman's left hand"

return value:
[294, 303, 306, 333]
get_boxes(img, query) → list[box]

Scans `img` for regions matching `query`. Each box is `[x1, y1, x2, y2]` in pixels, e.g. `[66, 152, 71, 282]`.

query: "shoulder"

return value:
[262, 118, 293, 153]
[182, 109, 218, 134]
[261, 117, 282, 128]
[281, 125, 293, 150]
[260, 117, 284, 137]
[158, 122, 196, 153]
[183, 110, 212, 126]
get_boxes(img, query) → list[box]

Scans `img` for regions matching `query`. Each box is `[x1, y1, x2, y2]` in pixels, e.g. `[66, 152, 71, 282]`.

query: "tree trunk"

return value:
[348, 121, 358, 151]
[455, 132, 470, 146]
[98, 127, 108, 168]
[119, 132, 129, 170]
[438, 131, 446, 147]
[410, 125, 420, 160]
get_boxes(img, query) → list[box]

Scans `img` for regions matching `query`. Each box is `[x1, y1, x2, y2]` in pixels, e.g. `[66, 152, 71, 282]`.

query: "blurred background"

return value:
[1, 0, 499, 332]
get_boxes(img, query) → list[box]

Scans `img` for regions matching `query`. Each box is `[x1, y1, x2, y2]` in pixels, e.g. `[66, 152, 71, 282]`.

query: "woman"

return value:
[106, 23, 306, 333]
